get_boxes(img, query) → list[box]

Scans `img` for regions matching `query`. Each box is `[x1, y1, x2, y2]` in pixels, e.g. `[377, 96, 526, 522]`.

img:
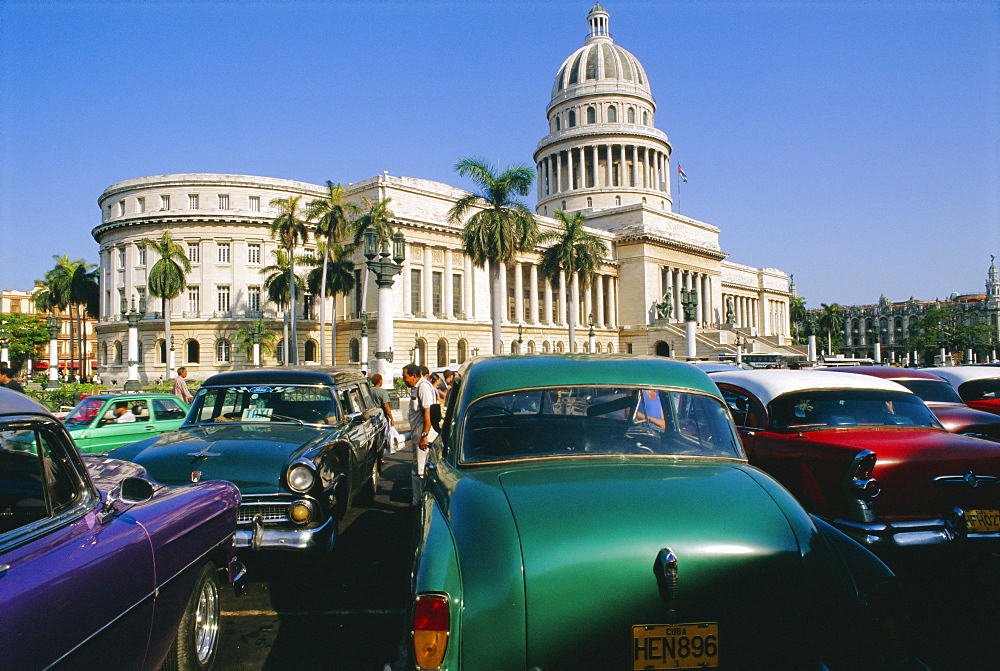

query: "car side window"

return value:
[358, 383, 376, 411]
[338, 388, 356, 415]
[720, 388, 763, 428]
[152, 398, 187, 420]
[0, 423, 81, 534]
[348, 387, 364, 414]
[131, 400, 150, 422]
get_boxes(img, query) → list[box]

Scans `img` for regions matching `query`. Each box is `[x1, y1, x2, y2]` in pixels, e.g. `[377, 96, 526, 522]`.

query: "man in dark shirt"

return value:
[0, 367, 25, 393]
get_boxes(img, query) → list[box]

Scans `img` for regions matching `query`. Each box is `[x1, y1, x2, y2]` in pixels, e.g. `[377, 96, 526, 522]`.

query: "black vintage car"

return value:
[111, 367, 387, 556]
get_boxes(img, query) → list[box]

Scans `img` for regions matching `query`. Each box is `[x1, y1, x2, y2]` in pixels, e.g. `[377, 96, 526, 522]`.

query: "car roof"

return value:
[458, 354, 722, 400]
[821, 366, 946, 381]
[710, 369, 912, 404]
[77, 393, 185, 402]
[201, 366, 368, 387]
[0, 387, 55, 418]
[924, 366, 1000, 385]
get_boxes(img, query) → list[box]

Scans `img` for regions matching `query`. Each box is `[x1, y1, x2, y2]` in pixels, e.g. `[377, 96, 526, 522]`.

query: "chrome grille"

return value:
[237, 502, 289, 524]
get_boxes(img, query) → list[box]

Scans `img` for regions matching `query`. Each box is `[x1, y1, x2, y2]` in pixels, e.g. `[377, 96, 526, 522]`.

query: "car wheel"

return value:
[162, 563, 221, 671]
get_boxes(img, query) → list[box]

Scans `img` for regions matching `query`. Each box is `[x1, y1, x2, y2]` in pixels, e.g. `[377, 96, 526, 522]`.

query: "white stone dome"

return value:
[549, 4, 654, 107]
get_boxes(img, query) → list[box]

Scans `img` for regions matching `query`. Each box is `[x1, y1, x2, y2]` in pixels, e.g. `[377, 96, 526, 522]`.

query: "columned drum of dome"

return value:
[535, 4, 673, 216]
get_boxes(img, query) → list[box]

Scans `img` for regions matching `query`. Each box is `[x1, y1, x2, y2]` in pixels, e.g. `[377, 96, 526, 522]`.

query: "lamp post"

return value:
[735, 333, 752, 366]
[517, 324, 524, 353]
[681, 288, 698, 359]
[249, 321, 265, 367]
[123, 296, 145, 391]
[587, 313, 595, 353]
[471, 347, 479, 358]
[870, 327, 881, 364]
[45, 315, 61, 389]
[360, 312, 369, 373]
[364, 229, 405, 385]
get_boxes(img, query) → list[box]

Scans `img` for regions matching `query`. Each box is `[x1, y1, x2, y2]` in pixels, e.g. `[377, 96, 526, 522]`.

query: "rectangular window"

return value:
[249, 195, 260, 212]
[452, 274, 463, 317]
[248, 286, 261, 312]
[432, 271, 442, 316]
[118, 247, 126, 268]
[189, 194, 199, 209]
[160, 194, 170, 210]
[217, 285, 231, 312]
[137, 197, 145, 213]
[217, 242, 231, 263]
[118, 200, 125, 216]
[188, 286, 200, 313]
[187, 242, 200, 263]
[411, 269, 422, 315]
[247, 243, 261, 264]
[138, 245, 146, 265]
[218, 194, 229, 210]
[10, 300, 21, 313]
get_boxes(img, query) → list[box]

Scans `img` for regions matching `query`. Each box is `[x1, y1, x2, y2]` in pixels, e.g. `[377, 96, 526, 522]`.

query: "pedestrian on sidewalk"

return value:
[403, 362, 436, 505]
[173, 367, 194, 404]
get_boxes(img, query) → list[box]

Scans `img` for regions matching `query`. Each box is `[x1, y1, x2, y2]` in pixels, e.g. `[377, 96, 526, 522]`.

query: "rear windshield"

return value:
[959, 379, 1000, 402]
[894, 379, 964, 404]
[460, 386, 743, 463]
[189, 385, 339, 425]
[768, 390, 941, 431]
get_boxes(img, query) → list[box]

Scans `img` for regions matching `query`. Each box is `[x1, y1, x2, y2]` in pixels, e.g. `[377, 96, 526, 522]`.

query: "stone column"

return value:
[607, 277, 617, 329]
[543, 275, 553, 325]
[567, 149, 575, 192]
[514, 261, 524, 324]
[464, 254, 473, 319]
[672, 269, 682, 322]
[595, 274, 605, 327]
[554, 152, 561, 193]
[583, 275, 593, 329]
[529, 263, 539, 324]
[422, 246, 433, 318]
[498, 262, 508, 323]
[443, 248, 453, 318]
[558, 270, 567, 326]
[400, 254, 411, 316]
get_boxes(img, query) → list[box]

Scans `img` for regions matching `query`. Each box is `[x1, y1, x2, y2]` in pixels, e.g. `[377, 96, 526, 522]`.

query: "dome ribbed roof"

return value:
[550, 6, 653, 104]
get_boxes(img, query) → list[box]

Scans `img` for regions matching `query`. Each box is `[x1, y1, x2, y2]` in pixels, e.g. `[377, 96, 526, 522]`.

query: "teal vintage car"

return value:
[412, 355, 922, 671]
[61, 393, 190, 452]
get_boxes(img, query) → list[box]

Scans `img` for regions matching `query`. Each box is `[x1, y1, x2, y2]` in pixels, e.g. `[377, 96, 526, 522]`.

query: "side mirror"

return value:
[100, 476, 154, 523]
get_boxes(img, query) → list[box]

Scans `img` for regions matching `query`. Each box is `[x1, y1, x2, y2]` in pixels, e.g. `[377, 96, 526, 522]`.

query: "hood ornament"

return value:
[191, 471, 202, 483]
[653, 548, 679, 603]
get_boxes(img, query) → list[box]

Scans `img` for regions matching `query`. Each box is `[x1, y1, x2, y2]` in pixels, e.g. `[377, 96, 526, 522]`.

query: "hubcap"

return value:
[193, 577, 220, 664]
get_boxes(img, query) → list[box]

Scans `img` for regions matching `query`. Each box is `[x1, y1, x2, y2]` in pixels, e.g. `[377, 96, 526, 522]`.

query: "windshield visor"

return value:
[189, 385, 339, 425]
[460, 386, 743, 463]
[768, 389, 941, 431]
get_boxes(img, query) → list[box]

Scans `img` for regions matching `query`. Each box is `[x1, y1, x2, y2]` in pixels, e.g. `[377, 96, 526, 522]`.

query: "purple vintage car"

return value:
[0, 388, 245, 670]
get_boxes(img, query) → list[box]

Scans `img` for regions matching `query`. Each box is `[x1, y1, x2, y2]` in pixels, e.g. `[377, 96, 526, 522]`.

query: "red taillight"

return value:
[413, 594, 450, 670]
[854, 452, 877, 480]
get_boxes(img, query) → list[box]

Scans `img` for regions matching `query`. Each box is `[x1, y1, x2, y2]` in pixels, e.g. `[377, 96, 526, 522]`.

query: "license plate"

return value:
[966, 509, 1000, 533]
[633, 622, 719, 670]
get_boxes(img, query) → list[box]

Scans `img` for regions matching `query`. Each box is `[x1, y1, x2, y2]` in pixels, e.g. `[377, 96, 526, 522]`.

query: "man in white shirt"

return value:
[114, 403, 136, 423]
[403, 363, 437, 505]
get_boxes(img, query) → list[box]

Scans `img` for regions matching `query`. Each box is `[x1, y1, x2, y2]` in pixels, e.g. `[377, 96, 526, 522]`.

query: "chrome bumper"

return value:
[235, 515, 335, 551]
[833, 511, 1000, 549]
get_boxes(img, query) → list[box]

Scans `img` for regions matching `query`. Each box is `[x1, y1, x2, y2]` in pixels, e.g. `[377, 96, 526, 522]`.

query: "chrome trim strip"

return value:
[235, 516, 334, 550]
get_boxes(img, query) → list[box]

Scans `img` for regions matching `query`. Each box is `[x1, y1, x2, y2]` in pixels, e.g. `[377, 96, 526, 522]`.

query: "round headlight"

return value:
[289, 500, 314, 524]
[287, 464, 316, 493]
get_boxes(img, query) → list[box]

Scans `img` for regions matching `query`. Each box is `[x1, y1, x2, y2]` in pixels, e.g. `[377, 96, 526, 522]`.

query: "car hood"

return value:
[109, 423, 329, 493]
[482, 460, 823, 667]
[797, 428, 1000, 517]
[928, 403, 1000, 439]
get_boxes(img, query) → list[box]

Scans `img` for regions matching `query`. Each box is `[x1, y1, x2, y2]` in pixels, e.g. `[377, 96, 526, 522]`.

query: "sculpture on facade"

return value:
[655, 292, 673, 321]
[725, 296, 736, 325]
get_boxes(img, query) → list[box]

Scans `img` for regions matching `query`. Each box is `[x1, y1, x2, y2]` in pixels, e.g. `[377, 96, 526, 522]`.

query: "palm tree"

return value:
[142, 231, 191, 376]
[233, 319, 277, 364]
[261, 249, 304, 364]
[538, 210, 608, 352]
[789, 295, 808, 344]
[306, 182, 358, 364]
[351, 196, 396, 325]
[448, 158, 537, 354]
[301, 242, 356, 364]
[269, 195, 309, 365]
[817, 302, 844, 355]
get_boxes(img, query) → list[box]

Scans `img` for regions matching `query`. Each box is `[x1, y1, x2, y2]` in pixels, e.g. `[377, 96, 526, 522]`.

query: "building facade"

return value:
[1, 287, 99, 377]
[92, 4, 794, 382]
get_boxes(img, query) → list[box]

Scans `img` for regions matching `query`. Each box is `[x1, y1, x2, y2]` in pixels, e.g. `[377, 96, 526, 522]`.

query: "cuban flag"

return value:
[677, 164, 688, 183]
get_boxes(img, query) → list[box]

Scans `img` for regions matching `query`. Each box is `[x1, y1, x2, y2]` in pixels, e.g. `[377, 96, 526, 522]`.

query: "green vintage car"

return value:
[61, 393, 190, 452]
[412, 355, 922, 671]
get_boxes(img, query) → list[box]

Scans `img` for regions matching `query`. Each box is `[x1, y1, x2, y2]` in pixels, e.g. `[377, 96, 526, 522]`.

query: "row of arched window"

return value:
[553, 103, 650, 131]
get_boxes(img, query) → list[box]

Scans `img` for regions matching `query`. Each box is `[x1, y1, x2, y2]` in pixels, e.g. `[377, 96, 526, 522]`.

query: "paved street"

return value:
[215, 444, 1000, 671]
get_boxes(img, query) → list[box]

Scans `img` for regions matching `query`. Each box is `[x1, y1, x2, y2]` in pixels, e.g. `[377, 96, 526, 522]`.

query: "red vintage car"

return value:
[711, 370, 1000, 556]
[822, 366, 1000, 441]
[926, 366, 1000, 416]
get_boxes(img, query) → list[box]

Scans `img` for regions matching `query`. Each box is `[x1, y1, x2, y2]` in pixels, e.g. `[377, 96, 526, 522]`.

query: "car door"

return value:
[337, 385, 374, 491]
[88, 399, 158, 451]
[149, 396, 189, 433]
[0, 417, 155, 669]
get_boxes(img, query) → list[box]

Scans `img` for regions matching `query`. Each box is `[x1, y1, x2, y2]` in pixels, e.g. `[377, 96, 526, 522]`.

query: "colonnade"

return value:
[660, 267, 714, 325]
[500, 261, 618, 328]
[537, 143, 671, 197]
[396, 247, 475, 319]
[721, 292, 760, 331]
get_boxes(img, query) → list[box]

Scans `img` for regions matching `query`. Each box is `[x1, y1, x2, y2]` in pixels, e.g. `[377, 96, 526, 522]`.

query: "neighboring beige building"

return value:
[92, 4, 795, 382]
[1, 287, 98, 376]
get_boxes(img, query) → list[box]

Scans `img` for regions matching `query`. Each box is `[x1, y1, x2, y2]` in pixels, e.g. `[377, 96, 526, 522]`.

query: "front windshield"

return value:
[768, 390, 941, 431]
[460, 386, 743, 463]
[895, 379, 964, 404]
[189, 385, 339, 425]
[63, 398, 105, 427]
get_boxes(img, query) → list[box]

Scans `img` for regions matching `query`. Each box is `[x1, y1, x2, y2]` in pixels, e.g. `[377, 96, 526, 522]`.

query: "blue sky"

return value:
[1, 0, 997, 308]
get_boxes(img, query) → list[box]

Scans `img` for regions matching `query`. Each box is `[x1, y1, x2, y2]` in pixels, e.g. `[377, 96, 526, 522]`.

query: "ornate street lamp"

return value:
[45, 315, 61, 389]
[587, 313, 595, 353]
[124, 296, 145, 391]
[365, 229, 406, 385]
[517, 324, 524, 353]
